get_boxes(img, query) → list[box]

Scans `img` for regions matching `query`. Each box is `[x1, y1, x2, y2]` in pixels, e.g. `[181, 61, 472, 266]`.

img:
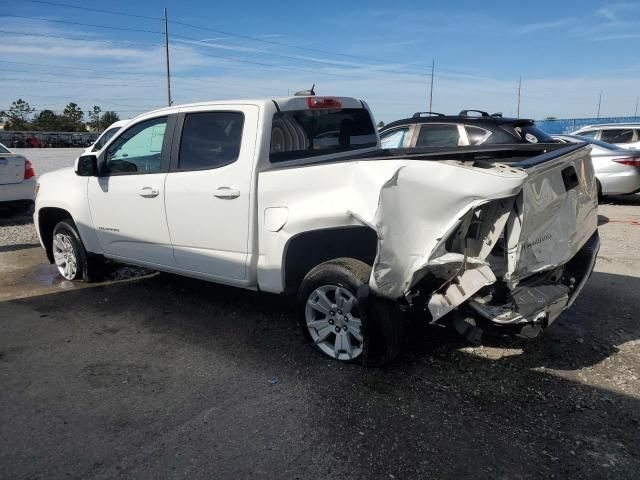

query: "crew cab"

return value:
[35, 96, 600, 365]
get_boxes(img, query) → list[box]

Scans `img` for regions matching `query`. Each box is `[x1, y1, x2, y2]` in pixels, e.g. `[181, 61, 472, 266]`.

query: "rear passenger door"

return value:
[164, 106, 259, 283]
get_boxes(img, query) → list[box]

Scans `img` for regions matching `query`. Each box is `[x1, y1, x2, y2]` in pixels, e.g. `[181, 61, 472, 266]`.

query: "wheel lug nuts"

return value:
[343, 325, 348, 331]
[329, 311, 334, 316]
[335, 326, 341, 333]
[328, 319, 334, 325]
[338, 310, 342, 315]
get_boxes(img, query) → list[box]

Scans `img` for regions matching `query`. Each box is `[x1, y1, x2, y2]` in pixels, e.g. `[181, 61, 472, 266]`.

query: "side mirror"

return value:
[75, 155, 98, 176]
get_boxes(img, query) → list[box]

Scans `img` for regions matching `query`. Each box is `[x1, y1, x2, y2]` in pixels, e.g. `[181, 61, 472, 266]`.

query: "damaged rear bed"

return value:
[366, 143, 599, 338]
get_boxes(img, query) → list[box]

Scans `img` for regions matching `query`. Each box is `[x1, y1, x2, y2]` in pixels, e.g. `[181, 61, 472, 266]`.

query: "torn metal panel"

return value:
[504, 148, 598, 285]
[368, 161, 527, 299]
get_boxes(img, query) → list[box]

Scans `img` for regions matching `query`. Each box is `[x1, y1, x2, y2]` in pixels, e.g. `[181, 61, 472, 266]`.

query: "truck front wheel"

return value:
[297, 258, 403, 365]
[52, 220, 102, 282]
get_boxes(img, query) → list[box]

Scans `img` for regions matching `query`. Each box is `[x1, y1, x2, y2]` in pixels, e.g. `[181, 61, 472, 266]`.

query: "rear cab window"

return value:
[270, 99, 377, 163]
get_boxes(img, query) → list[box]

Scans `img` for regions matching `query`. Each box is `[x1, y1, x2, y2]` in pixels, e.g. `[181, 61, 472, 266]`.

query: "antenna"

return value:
[428, 60, 435, 112]
[517, 76, 522, 118]
[596, 90, 602, 118]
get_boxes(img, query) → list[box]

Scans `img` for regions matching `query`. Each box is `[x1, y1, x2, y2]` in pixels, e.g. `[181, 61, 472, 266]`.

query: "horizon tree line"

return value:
[0, 98, 120, 133]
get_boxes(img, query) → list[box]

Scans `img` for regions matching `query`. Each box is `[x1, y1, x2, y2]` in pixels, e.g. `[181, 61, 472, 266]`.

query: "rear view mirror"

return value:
[75, 155, 98, 176]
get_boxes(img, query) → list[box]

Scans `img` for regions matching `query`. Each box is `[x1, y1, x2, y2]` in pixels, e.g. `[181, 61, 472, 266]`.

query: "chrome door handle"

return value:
[214, 187, 240, 199]
[139, 186, 159, 198]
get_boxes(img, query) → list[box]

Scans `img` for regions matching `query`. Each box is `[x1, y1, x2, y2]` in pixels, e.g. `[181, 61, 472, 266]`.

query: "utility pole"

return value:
[517, 76, 522, 118]
[634, 96, 639, 117]
[164, 7, 173, 106]
[428, 59, 434, 112]
[596, 90, 602, 119]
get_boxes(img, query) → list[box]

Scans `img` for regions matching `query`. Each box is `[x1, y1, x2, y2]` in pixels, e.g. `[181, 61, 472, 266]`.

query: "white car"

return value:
[572, 123, 640, 149]
[82, 119, 129, 156]
[34, 95, 599, 364]
[0, 142, 36, 211]
[554, 135, 640, 196]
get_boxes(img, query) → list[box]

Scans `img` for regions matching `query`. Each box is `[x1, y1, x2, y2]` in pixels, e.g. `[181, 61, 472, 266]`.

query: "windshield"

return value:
[270, 108, 377, 162]
[92, 126, 122, 152]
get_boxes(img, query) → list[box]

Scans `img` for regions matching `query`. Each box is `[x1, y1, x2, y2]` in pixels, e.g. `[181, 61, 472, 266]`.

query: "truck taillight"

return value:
[307, 97, 342, 109]
[24, 159, 36, 180]
[612, 157, 640, 166]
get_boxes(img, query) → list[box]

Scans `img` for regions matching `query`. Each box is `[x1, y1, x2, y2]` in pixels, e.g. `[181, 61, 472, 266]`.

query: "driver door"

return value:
[87, 115, 177, 266]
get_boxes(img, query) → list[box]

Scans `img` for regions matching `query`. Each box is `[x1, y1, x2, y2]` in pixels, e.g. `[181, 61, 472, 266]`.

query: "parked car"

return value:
[34, 96, 599, 365]
[571, 123, 640, 149]
[379, 110, 558, 149]
[0, 142, 36, 211]
[553, 134, 640, 196]
[83, 119, 130, 155]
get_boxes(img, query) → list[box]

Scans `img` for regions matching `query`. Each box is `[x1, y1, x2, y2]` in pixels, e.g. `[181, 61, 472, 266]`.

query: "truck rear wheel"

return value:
[297, 258, 403, 365]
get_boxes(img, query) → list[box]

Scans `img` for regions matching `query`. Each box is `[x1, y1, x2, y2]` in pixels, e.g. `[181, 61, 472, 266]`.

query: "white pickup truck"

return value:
[34, 95, 600, 364]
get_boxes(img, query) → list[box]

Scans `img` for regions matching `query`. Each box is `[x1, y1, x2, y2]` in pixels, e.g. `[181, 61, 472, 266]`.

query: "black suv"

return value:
[379, 110, 557, 149]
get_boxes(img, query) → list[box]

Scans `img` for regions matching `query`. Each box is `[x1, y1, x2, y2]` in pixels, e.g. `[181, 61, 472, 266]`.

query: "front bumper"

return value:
[467, 230, 600, 337]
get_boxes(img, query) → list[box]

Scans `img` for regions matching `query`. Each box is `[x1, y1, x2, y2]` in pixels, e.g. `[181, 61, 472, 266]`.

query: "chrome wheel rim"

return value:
[305, 285, 363, 361]
[52, 233, 78, 280]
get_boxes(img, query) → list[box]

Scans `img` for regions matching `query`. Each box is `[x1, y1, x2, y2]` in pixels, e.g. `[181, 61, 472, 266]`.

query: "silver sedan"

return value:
[553, 135, 640, 196]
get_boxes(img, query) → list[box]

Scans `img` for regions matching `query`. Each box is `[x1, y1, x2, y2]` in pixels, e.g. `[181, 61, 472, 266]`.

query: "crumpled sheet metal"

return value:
[367, 162, 527, 299]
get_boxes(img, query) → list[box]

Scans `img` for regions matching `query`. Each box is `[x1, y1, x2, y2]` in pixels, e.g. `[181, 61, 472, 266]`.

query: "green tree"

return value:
[99, 111, 120, 130]
[60, 102, 85, 131]
[5, 98, 35, 130]
[377, 121, 385, 129]
[32, 109, 61, 131]
[87, 105, 102, 132]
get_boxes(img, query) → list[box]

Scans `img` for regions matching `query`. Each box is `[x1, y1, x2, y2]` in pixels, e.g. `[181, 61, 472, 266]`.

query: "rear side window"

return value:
[178, 112, 244, 170]
[270, 108, 377, 162]
[416, 124, 462, 147]
[600, 129, 634, 144]
[513, 124, 555, 143]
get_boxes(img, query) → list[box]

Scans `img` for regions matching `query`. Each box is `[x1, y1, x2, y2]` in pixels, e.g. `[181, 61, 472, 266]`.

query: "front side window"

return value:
[380, 127, 410, 149]
[92, 126, 121, 152]
[576, 129, 597, 139]
[600, 129, 634, 143]
[415, 124, 462, 147]
[178, 111, 244, 170]
[270, 108, 377, 162]
[105, 117, 167, 174]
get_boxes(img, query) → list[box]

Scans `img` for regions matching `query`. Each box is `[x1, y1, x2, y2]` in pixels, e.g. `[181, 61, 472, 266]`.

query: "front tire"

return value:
[298, 258, 403, 365]
[52, 220, 93, 281]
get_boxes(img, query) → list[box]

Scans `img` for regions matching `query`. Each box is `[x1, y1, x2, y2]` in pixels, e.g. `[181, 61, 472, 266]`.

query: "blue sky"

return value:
[1, 0, 639, 123]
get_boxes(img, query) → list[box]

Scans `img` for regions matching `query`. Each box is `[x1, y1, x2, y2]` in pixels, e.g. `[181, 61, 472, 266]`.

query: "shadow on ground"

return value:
[1, 266, 639, 479]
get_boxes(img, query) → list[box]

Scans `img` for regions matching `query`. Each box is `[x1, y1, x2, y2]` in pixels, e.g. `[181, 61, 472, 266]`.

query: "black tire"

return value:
[52, 220, 102, 282]
[297, 257, 403, 366]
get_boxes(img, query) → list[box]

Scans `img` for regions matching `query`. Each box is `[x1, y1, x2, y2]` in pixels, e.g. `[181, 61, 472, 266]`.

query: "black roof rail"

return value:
[459, 109, 490, 117]
[412, 111, 445, 118]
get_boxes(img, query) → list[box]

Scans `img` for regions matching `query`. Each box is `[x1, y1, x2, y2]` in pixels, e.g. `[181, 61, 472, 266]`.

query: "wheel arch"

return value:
[282, 225, 378, 294]
[38, 207, 73, 263]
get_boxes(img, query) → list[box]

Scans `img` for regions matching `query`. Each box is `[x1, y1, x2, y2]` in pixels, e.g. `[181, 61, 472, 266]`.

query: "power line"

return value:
[20, 0, 162, 20]
[0, 76, 160, 88]
[2, 14, 164, 35]
[0, 29, 160, 48]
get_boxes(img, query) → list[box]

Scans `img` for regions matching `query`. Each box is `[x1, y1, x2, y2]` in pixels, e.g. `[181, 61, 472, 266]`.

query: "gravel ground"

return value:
[1, 149, 639, 478]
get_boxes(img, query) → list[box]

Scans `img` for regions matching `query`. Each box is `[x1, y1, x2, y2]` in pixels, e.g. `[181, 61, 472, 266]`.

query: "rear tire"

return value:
[52, 220, 101, 282]
[297, 257, 403, 365]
